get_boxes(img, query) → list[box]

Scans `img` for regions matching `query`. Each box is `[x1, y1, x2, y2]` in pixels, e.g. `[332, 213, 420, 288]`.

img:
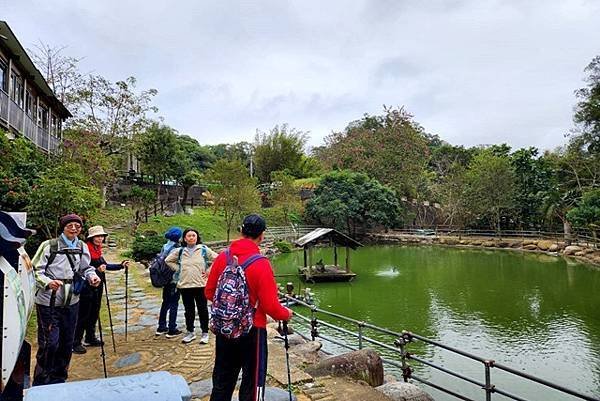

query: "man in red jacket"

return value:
[205, 214, 292, 401]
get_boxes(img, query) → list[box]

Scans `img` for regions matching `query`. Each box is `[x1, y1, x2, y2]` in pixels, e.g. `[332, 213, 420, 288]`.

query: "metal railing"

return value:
[265, 225, 320, 241]
[0, 89, 61, 153]
[385, 228, 599, 249]
[283, 294, 600, 401]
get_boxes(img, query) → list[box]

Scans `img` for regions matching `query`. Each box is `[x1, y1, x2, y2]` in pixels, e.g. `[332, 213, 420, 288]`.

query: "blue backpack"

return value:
[209, 248, 266, 338]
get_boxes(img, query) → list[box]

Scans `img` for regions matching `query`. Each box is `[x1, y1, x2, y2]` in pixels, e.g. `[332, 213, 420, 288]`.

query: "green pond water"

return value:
[272, 245, 600, 401]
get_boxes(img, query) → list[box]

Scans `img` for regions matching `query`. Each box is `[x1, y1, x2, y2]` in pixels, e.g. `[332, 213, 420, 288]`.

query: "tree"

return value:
[321, 106, 430, 197]
[135, 123, 180, 198]
[305, 171, 402, 236]
[0, 132, 48, 211]
[176, 135, 215, 171]
[574, 55, 600, 154]
[270, 170, 303, 225]
[510, 147, 554, 229]
[127, 185, 156, 223]
[207, 159, 260, 241]
[253, 124, 308, 183]
[60, 129, 116, 206]
[466, 150, 516, 233]
[435, 163, 471, 231]
[68, 75, 158, 158]
[27, 163, 102, 239]
[30, 42, 83, 108]
[567, 189, 600, 241]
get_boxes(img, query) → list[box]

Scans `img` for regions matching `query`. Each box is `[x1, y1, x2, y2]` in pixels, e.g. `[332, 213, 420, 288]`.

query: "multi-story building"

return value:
[0, 21, 71, 153]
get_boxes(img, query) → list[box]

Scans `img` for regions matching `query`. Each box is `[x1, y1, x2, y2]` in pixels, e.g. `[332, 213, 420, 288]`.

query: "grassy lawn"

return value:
[137, 207, 229, 242]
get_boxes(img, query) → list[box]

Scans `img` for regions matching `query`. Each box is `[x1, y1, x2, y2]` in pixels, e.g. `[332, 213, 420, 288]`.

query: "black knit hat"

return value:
[241, 214, 266, 238]
[59, 214, 83, 231]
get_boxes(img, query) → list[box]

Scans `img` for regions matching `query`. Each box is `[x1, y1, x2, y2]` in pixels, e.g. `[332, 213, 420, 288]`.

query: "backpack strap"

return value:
[201, 245, 209, 267]
[224, 248, 232, 265]
[240, 254, 266, 270]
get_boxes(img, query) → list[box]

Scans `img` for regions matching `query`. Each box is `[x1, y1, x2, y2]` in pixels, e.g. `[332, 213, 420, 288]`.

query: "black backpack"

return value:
[149, 246, 181, 288]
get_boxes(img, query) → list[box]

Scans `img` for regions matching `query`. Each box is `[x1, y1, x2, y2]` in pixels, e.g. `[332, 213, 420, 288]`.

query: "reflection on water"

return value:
[273, 245, 600, 400]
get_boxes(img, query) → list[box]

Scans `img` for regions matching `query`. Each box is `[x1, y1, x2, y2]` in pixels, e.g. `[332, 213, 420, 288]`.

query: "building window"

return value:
[39, 103, 49, 129]
[25, 89, 34, 117]
[10, 70, 24, 108]
[0, 60, 7, 93]
[51, 114, 58, 136]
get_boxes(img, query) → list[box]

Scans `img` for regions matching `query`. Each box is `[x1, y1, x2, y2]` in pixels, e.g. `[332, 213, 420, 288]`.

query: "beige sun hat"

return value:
[87, 225, 109, 239]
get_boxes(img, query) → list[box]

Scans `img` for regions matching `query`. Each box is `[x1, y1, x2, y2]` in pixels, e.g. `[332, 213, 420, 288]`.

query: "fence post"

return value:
[144, 209, 148, 223]
[358, 322, 364, 350]
[191, 197, 194, 208]
[395, 332, 412, 383]
[310, 307, 318, 341]
[154, 203, 157, 216]
[484, 360, 495, 401]
[161, 200, 164, 213]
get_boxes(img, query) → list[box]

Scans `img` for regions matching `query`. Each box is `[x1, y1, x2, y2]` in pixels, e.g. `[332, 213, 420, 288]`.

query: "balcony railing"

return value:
[0, 89, 61, 153]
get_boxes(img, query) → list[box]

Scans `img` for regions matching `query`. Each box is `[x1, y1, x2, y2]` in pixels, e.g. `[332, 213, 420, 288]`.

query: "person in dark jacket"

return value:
[155, 226, 184, 337]
[73, 225, 129, 354]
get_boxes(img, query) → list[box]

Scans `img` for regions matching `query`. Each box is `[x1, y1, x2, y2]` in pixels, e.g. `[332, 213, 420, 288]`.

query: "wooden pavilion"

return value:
[295, 228, 363, 283]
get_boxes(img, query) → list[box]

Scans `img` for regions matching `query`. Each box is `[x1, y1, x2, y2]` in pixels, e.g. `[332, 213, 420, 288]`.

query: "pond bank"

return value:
[366, 232, 600, 267]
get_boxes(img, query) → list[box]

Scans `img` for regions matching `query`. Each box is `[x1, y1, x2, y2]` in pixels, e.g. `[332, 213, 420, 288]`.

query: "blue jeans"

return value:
[158, 283, 180, 331]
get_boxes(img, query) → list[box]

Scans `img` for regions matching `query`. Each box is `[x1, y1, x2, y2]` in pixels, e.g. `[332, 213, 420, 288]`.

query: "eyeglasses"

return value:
[65, 223, 82, 230]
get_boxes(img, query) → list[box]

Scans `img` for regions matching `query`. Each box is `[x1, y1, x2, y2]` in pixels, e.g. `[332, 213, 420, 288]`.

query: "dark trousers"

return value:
[180, 287, 209, 333]
[33, 303, 79, 386]
[210, 328, 268, 401]
[74, 283, 103, 344]
[158, 283, 180, 331]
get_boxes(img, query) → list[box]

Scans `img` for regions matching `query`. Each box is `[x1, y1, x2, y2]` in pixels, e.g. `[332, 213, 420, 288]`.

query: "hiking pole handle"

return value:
[282, 320, 290, 350]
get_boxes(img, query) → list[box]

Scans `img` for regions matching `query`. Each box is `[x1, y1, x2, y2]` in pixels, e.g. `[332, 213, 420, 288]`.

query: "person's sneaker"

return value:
[72, 344, 87, 354]
[199, 332, 209, 344]
[155, 327, 168, 336]
[83, 338, 104, 347]
[181, 331, 196, 344]
[165, 329, 183, 338]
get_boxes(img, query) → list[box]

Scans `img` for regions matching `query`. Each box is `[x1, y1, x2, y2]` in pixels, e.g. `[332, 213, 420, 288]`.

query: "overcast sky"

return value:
[3, 0, 599, 150]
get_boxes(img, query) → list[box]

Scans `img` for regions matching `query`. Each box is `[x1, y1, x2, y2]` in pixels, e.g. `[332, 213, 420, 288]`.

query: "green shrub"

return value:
[274, 240, 293, 253]
[131, 233, 165, 262]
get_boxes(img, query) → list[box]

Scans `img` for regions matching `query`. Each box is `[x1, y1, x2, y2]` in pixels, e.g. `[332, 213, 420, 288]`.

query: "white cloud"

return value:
[3, 0, 599, 150]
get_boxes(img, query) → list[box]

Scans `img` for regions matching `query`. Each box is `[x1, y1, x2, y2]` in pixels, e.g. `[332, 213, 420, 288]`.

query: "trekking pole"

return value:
[125, 264, 129, 341]
[96, 303, 108, 378]
[102, 275, 117, 353]
[282, 320, 293, 401]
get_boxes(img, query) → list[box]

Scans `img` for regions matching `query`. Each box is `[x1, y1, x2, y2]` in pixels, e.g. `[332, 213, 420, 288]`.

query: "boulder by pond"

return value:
[305, 348, 384, 387]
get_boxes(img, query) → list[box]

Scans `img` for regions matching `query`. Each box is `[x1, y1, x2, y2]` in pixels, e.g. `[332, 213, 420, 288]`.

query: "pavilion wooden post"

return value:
[345, 246, 350, 274]
[303, 247, 308, 268]
[334, 245, 338, 267]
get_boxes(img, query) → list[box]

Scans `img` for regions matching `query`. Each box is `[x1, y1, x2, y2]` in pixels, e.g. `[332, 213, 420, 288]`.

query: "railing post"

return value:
[484, 360, 495, 401]
[310, 307, 318, 341]
[358, 321, 364, 350]
[395, 331, 413, 383]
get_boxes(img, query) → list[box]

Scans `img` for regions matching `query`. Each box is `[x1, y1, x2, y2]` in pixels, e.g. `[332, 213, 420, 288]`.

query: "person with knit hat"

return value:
[31, 213, 101, 386]
[155, 226, 184, 337]
[72, 225, 130, 354]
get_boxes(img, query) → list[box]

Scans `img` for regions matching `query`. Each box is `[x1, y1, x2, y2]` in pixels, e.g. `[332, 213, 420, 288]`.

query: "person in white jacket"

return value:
[165, 228, 217, 344]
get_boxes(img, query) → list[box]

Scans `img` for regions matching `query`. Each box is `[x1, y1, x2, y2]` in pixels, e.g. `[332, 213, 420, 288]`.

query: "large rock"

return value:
[290, 341, 322, 364]
[549, 244, 560, 252]
[481, 241, 495, 247]
[376, 382, 435, 401]
[523, 244, 538, 251]
[537, 240, 554, 251]
[564, 245, 582, 255]
[305, 348, 384, 387]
